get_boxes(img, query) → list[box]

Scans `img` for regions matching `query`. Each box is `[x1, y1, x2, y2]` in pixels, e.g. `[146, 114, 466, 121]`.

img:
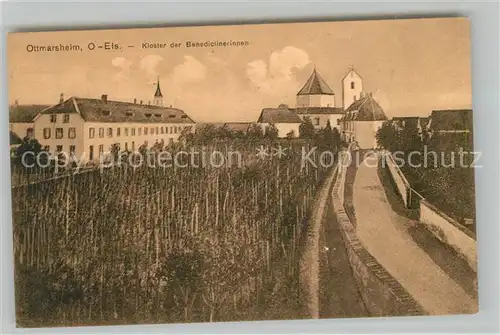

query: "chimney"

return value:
[133, 98, 137, 104]
[368, 92, 373, 98]
[360, 91, 366, 99]
[101, 94, 108, 103]
[140, 100, 143, 105]
[59, 92, 64, 103]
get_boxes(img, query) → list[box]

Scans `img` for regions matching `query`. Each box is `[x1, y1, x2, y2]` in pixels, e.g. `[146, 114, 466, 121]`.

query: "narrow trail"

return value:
[299, 166, 338, 319]
[353, 153, 477, 315]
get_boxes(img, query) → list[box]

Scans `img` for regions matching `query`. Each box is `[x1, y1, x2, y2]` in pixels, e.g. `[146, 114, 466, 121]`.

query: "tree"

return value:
[12, 137, 49, 168]
[299, 117, 315, 139]
[264, 123, 279, 140]
[247, 124, 264, 140]
[376, 121, 399, 151]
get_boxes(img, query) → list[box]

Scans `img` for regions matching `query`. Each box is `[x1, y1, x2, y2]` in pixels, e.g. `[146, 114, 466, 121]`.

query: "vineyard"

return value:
[11, 141, 336, 326]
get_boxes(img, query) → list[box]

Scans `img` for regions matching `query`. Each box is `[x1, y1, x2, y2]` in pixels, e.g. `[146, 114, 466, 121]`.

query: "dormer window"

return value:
[125, 111, 134, 117]
[154, 113, 161, 117]
[101, 110, 111, 116]
[169, 114, 175, 118]
[145, 113, 152, 117]
[181, 115, 187, 119]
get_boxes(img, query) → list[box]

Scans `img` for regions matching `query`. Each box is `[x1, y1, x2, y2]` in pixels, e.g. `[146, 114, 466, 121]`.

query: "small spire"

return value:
[154, 76, 163, 98]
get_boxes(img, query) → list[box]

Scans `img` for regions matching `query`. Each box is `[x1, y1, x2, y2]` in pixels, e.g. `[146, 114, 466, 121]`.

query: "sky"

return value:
[8, 17, 472, 122]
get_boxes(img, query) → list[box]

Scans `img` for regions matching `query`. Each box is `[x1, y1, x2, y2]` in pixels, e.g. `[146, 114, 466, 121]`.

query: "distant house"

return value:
[427, 109, 473, 136]
[34, 92, 195, 162]
[426, 109, 473, 150]
[257, 105, 302, 138]
[195, 122, 253, 137]
[339, 93, 388, 149]
[9, 103, 51, 140]
[294, 68, 344, 130]
[10, 131, 23, 150]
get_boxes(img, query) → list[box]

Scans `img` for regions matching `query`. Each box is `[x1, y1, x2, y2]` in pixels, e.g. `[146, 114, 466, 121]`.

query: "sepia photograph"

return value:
[7, 17, 477, 327]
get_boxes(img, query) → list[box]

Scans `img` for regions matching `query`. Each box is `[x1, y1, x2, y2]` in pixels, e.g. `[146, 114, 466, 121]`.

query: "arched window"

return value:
[351, 82, 355, 89]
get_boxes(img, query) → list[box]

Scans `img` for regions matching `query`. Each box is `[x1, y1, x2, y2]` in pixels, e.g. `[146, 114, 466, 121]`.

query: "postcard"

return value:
[8, 17, 477, 327]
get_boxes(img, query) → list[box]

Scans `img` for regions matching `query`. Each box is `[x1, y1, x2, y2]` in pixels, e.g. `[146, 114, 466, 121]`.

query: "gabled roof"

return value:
[258, 106, 302, 124]
[428, 109, 473, 131]
[341, 94, 388, 121]
[297, 69, 334, 96]
[342, 67, 363, 81]
[224, 122, 253, 132]
[10, 131, 23, 145]
[9, 104, 51, 123]
[294, 107, 344, 115]
[40, 97, 194, 124]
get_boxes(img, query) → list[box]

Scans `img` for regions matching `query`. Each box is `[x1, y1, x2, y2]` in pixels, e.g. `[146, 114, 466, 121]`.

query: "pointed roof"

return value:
[297, 68, 334, 96]
[154, 77, 163, 98]
[342, 66, 363, 81]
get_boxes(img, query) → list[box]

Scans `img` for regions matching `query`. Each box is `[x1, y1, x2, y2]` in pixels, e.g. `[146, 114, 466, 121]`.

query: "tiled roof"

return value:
[196, 122, 253, 133]
[10, 131, 23, 145]
[428, 109, 473, 131]
[297, 69, 334, 96]
[294, 107, 344, 115]
[341, 94, 388, 121]
[40, 97, 194, 124]
[257, 107, 302, 124]
[391, 117, 421, 129]
[9, 104, 51, 123]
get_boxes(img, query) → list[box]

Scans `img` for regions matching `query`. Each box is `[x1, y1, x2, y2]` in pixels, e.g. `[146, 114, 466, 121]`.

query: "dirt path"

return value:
[299, 166, 338, 319]
[353, 153, 477, 315]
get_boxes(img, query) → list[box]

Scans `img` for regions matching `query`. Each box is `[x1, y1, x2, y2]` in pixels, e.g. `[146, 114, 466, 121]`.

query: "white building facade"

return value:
[33, 91, 195, 162]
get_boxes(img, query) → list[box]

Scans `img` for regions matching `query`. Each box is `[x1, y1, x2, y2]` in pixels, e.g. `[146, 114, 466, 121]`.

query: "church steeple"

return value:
[153, 76, 163, 106]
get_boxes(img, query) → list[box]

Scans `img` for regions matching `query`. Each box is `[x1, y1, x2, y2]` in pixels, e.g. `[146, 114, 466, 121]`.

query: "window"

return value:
[56, 145, 63, 153]
[131, 141, 135, 151]
[351, 82, 355, 89]
[166, 127, 169, 134]
[156, 126, 159, 134]
[170, 126, 173, 134]
[161, 127, 164, 134]
[69, 145, 76, 154]
[117, 128, 121, 137]
[98, 145, 104, 156]
[50, 114, 57, 123]
[89, 128, 95, 138]
[43, 145, 50, 152]
[144, 140, 148, 147]
[337, 119, 341, 126]
[43, 128, 51, 139]
[138, 128, 142, 136]
[99, 128, 104, 138]
[150, 127, 154, 134]
[144, 127, 148, 135]
[131, 128, 135, 136]
[107, 127, 113, 137]
[68, 127, 76, 139]
[63, 114, 70, 123]
[124, 128, 129, 136]
[315, 118, 320, 126]
[124, 142, 128, 151]
[89, 145, 94, 160]
[26, 128, 34, 137]
[55, 128, 63, 139]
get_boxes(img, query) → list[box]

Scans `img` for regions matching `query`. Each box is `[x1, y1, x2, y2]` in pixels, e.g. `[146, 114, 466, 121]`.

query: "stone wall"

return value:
[382, 152, 411, 207]
[382, 152, 477, 273]
[420, 199, 477, 272]
[331, 152, 425, 316]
